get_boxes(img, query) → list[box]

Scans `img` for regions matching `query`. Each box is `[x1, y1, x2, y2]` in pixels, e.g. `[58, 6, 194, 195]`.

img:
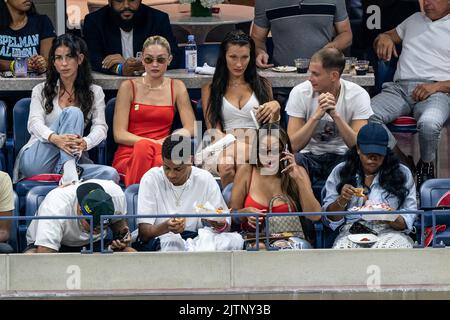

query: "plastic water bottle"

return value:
[185, 34, 197, 73]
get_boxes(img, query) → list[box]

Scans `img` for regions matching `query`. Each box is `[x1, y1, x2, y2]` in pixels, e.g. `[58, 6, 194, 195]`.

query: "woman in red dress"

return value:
[112, 36, 195, 186]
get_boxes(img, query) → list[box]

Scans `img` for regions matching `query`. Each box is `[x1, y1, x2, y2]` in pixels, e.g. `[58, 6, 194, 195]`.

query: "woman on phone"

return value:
[229, 123, 321, 249]
[14, 34, 119, 185]
[200, 30, 281, 187]
[323, 123, 417, 249]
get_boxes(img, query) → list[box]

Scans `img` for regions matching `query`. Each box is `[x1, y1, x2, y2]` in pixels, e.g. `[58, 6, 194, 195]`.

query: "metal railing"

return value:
[0, 209, 436, 253]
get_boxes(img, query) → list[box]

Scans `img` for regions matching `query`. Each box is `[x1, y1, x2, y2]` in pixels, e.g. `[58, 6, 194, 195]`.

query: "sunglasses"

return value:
[143, 56, 168, 64]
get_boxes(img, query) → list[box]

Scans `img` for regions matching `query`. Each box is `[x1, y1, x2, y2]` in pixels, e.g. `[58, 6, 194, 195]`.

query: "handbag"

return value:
[267, 195, 305, 239]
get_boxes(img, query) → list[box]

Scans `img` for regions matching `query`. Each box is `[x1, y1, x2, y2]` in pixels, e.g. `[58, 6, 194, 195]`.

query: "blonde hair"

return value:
[143, 35, 171, 55]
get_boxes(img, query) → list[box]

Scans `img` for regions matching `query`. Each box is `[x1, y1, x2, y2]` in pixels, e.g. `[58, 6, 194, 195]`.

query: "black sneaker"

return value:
[416, 159, 435, 191]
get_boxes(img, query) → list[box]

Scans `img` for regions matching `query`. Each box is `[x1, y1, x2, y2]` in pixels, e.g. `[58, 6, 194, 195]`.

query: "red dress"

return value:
[112, 79, 175, 186]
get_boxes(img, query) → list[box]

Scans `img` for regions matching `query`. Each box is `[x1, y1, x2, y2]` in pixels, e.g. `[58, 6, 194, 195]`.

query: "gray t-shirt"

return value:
[254, 0, 348, 66]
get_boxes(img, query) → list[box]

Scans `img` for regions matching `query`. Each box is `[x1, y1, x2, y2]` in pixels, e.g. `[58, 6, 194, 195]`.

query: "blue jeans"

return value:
[20, 107, 119, 183]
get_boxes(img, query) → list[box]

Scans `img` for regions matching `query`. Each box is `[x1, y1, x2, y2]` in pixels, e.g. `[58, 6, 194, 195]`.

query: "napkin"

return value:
[195, 63, 216, 75]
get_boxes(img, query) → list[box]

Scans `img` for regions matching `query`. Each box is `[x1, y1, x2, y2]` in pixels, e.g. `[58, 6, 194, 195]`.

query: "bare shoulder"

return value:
[171, 78, 187, 92]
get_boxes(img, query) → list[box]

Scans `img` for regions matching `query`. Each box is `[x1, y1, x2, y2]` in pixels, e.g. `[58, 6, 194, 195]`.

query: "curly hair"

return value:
[206, 30, 272, 129]
[336, 146, 409, 208]
[43, 34, 94, 120]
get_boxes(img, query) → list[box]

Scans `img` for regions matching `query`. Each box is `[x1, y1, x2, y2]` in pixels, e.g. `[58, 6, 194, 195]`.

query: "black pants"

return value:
[132, 231, 198, 252]
[295, 152, 346, 185]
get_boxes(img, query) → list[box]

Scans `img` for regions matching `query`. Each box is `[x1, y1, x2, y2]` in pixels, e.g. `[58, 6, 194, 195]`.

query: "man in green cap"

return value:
[25, 179, 135, 253]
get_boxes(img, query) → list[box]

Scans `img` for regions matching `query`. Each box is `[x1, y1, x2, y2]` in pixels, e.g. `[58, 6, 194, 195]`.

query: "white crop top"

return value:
[222, 92, 260, 131]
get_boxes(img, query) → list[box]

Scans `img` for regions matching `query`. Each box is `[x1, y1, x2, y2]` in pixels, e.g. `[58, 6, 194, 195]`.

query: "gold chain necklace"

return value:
[169, 182, 188, 207]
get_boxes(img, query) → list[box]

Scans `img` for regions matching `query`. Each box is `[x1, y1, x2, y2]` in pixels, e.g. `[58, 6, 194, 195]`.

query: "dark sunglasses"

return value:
[143, 56, 168, 64]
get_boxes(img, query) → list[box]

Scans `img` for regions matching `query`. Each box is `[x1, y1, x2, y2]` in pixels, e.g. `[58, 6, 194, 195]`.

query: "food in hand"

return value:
[349, 202, 393, 211]
[354, 188, 365, 197]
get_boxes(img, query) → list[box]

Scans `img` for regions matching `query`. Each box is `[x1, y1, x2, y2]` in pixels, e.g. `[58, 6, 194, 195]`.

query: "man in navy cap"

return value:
[25, 180, 135, 253]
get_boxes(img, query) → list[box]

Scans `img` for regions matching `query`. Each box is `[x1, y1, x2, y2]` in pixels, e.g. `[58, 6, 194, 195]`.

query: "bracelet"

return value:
[117, 63, 123, 75]
[9, 60, 15, 72]
[336, 197, 348, 208]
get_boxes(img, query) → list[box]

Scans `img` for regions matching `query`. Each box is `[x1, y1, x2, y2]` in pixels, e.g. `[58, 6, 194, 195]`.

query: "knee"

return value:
[417, 119, 442, 136]
[62, 106, 83, 119]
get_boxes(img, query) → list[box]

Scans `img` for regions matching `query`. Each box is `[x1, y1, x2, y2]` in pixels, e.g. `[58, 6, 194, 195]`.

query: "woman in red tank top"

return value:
[112, 36, 195, 186]
[229, 124, 322, 244]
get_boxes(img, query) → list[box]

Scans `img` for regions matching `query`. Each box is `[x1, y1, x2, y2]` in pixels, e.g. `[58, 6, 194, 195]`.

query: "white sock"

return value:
[61, 159, 78, 185]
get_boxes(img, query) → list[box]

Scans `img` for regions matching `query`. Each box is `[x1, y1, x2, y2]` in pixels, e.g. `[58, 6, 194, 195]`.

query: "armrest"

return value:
[6, 138, 15, 177]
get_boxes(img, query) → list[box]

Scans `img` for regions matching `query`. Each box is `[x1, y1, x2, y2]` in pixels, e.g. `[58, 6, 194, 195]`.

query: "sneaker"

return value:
[416, 159, 435, 191]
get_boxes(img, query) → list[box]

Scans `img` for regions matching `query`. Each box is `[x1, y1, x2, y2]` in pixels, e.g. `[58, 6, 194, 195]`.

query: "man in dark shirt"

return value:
[83, 0, 180, 76]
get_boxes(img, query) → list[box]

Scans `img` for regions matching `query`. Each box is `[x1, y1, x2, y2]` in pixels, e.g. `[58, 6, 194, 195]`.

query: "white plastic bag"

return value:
[159, 233, 186, 252]
[187, 228, 244, 252]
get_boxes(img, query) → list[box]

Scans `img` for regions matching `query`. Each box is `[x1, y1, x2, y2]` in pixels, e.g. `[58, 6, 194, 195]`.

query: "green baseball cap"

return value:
[76, 183, 114, 227]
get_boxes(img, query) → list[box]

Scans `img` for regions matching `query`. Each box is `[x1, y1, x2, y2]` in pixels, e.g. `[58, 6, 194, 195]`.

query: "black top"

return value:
[82, 4, 181, 73]
[0, 14, 55, 61]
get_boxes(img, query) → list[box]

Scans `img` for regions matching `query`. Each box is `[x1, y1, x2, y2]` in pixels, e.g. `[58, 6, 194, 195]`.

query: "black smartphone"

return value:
[349, 221, 378, 236]
[113, 230, 130, 242]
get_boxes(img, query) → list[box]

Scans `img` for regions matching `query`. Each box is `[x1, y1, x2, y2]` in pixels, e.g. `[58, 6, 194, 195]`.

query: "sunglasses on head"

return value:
[143, 56, 168, 64]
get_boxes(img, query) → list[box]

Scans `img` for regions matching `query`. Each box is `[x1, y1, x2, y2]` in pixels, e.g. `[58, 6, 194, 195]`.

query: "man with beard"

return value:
[83, 0, 180, 76]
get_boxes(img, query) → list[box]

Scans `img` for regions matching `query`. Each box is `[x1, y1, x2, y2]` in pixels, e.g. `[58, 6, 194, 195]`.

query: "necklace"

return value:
[169, 181, 188, 207]
[229, 80, 246, 88]
[61, 87, 75, 104]
[142, 76, 165, 90]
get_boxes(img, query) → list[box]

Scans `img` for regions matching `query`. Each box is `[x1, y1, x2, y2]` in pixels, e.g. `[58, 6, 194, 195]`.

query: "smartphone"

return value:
[250, 109, 260, 129]
[113, 230, 130, 242]
[283, 144, 289, 169]
[349, 221, 378, 236]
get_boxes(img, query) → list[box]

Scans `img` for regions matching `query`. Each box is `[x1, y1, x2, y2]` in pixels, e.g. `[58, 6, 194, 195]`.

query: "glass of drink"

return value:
[14, 55, 28, 78]
[355, 60, 369, 76]
[344, 57, 357, 74]
[294, 58, 310, 74]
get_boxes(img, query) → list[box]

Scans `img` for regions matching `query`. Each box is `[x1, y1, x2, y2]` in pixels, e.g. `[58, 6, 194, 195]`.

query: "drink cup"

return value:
[294, 58, 310, 73]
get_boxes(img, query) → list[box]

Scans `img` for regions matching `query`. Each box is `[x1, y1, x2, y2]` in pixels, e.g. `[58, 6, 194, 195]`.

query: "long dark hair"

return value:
[337, 146, 409, 208]
[256, 123, 300, 211]
[43, 34, 94, 119]
[0, 1, 37, 31]
[206, 30, 272, 129]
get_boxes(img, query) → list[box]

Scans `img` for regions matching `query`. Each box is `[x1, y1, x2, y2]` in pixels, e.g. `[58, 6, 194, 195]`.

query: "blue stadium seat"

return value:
[7, 191, 19, 253]
[124, 183, 139, 232]
[0, 100, 7, 172]
[6, 98, 105, 214]
[19, 185, 55, 252]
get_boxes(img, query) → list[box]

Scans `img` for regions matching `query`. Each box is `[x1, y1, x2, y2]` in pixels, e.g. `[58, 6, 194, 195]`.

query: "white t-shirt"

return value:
[26, 180, 126, 251]
[120, 28, 134, 59]
[286, 79, 373, 155]
[394, 13, 450, 81]
[137, 166, 229, 232]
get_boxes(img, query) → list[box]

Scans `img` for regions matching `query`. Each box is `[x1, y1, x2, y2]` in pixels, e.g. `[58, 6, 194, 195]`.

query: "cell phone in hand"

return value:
[250, 109, 260, 129]
[349, 221, 378, 236]
[114, 230, 130, 242]
[283, 144, 289, 169]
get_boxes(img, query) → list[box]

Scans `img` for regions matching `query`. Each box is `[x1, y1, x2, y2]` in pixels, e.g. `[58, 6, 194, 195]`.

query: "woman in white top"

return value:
[201, 30, 281, 187]
[15, 34, 119, 185]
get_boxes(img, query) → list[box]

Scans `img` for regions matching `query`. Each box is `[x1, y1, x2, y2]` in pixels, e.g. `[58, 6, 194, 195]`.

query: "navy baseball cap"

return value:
[357, 123, 389, 156]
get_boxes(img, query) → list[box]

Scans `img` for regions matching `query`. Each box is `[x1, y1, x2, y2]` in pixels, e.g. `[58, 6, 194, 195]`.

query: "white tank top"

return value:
[222, 92, 260, 131]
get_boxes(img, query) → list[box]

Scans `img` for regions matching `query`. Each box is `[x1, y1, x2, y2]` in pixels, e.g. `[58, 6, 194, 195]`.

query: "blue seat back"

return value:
[8, 191, 19, 252]
[420, 179, 450, 225]
[0, 100, 7, 171]
[105, 98, 117, 166]
[124, 184, 140, 232]
[12, 98, 32, 158]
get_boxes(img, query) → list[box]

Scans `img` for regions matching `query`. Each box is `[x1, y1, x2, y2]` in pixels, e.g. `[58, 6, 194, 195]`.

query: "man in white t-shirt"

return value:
[371, 0, 450, 189]
[286, 48, 373, 184]
[134, 134, 234, 252]
[25, 179, 134, 253]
